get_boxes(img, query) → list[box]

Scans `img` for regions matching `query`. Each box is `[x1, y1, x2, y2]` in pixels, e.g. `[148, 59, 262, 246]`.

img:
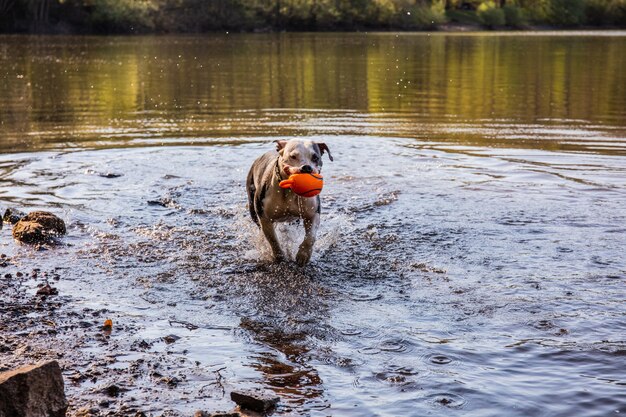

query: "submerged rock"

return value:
[147, 198, 178, 208]
[36, 284, 59, 296]
[12, 211, 66, 244]
[98, 172, 122, 179]
[194, 411, 240, 417]
[0, 360, 67, 417]
[230, 390, 279, 413]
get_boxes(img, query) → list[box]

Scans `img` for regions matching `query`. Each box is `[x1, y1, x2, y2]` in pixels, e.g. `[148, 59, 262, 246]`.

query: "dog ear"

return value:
[274, 140, 288, 155]
[317, 143, 333, 161]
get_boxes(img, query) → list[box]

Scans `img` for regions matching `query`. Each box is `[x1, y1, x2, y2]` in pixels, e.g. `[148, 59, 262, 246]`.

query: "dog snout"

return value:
[301, 165, 313, 174]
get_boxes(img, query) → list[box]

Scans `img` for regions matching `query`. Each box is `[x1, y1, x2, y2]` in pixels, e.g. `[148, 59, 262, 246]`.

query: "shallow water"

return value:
[1, 33, 626, 416]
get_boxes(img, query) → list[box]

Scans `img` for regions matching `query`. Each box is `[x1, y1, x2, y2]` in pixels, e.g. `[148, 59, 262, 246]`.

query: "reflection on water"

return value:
[0, 33, 625, 417]
[1, 33, 626, 154]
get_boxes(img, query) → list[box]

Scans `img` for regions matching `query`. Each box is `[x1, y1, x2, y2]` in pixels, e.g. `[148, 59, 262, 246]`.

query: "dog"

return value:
[246, 139, 333, 266]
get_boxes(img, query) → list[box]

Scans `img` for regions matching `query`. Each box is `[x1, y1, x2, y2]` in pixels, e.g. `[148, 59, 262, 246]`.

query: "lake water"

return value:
[0, 33, 625, 417]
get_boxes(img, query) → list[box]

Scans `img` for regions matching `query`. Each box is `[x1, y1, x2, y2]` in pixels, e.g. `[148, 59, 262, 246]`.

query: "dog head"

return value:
[275, 139, 333, 177]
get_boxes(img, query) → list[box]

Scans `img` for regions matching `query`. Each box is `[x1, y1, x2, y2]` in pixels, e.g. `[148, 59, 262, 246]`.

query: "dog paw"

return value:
[274, 253, 286, 263]
[295, 251, 311, 266]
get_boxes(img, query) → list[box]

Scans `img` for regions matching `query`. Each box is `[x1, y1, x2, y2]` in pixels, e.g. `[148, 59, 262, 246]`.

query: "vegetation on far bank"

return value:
[0, 0, 625, 34]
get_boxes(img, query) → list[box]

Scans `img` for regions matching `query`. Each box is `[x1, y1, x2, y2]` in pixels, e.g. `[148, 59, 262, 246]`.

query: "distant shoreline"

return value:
[0, 25, 626, 37]
[1, 0, 625, 36]
[2, 25, 626, 36]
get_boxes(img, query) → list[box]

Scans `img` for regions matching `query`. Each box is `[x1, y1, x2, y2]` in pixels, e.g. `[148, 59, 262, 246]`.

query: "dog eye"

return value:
[290, 153, 299, 159]
[312, 154, 319, 162]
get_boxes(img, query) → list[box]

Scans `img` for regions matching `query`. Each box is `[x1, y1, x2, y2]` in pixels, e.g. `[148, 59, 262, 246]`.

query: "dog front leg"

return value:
[259, 217, 285, 262]
[296, 214, 319, 266]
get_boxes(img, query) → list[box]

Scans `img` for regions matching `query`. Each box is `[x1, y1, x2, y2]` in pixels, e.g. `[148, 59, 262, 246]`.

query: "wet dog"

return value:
[246, 139, 333, 265]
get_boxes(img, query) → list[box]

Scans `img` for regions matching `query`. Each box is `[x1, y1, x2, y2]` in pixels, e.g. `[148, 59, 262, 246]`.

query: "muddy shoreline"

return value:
[0, 251, 233, 417]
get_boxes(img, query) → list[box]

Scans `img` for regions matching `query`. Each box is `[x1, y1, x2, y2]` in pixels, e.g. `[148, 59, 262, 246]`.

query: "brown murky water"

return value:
[1, 33, 625, 416]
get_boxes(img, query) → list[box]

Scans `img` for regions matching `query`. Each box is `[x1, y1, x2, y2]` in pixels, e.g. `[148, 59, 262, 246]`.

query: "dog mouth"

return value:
[282, 162, 319, 176]
[283, 164, 294, 176]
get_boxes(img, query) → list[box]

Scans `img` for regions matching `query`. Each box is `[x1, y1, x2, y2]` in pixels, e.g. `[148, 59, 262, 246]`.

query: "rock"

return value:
[3, 208, 24, 225]
[98, 173, 122, 179]
[0, 360, 67, 417]
[74, 407, 98, 417]
[102, 384, 123, 397]
[130, 340, 150, 351]
[20, 211, 66, 234]
[159, 376, 180, 387]
[163, 334, 180, 344]
[12, 212, 66, 244]
[36, 284, 59, 296]
[230, 390, 279, 413]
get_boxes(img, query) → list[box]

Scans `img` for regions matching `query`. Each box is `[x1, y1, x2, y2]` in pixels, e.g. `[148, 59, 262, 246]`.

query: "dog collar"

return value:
[274, 157, 284, 183]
